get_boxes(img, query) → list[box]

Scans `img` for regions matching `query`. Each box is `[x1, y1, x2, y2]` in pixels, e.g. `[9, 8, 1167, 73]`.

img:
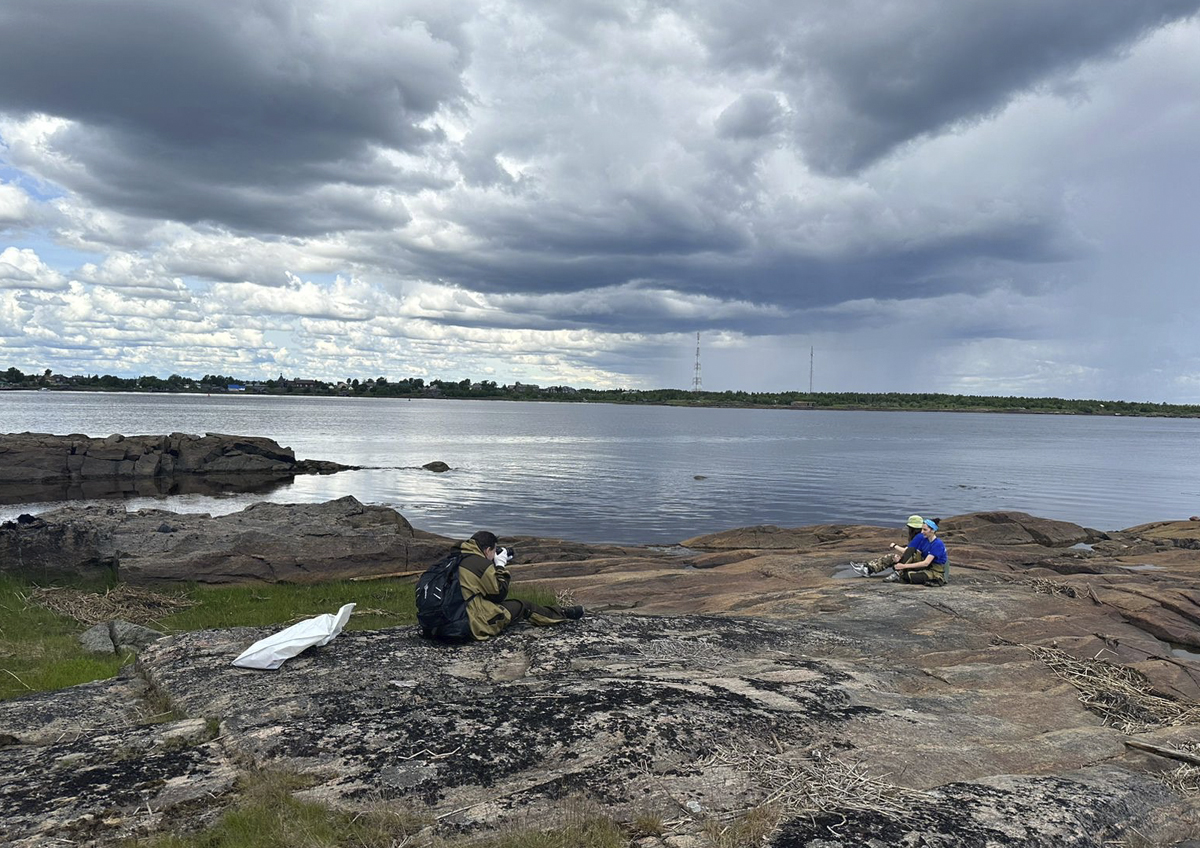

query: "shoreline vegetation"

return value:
[0, 574, 563, 701]
[4, 367, 1199, 417]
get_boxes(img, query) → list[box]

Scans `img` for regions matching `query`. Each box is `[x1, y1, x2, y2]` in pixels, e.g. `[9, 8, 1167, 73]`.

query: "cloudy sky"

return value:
[1, 1, 1199, 399]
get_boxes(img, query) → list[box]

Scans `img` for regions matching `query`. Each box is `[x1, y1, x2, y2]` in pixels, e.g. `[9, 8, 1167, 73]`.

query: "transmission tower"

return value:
[692, 332, 703, 392]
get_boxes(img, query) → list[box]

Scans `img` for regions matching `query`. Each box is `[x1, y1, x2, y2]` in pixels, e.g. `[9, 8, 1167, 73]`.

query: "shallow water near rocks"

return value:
[1169, 643, 1200, 662]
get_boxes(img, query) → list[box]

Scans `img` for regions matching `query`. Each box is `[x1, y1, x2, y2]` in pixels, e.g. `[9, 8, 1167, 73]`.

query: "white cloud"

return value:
[0, 246, 68, 290]
[0, 4, 1198, 399]
[0, 181, 31, 225]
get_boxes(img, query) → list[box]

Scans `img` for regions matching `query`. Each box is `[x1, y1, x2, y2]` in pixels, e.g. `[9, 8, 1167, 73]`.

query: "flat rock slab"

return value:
[0, 718, 237, 847]
[772, 766, 1188, 847]
[0, 673, 238, 846]
[4, 608, 1199, 845]
[130, 612, 1198, 843]
[138, 616, 868, 825]
[0, 675, 152, 746]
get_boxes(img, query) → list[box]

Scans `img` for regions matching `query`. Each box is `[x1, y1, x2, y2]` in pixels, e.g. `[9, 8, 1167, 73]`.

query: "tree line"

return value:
[3, 366, 1198, 417]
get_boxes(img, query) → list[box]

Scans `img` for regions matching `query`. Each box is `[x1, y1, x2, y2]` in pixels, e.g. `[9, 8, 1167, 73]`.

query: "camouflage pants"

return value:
[501, 599, 571, 626]
[866, 552, 946, 585]
[865, 551, 911, 574]
[898, 568, 945, 586]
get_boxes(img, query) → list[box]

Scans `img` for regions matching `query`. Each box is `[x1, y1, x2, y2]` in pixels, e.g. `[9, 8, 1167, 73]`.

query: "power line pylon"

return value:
[692, 332, 703, 392]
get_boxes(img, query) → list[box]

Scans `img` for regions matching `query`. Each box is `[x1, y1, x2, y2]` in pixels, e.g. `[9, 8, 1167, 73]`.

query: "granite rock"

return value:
[0, 496, 449, 584]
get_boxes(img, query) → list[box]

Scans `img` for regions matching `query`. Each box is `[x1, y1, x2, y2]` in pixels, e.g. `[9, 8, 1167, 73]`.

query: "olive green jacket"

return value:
[456, 539, 513, 640]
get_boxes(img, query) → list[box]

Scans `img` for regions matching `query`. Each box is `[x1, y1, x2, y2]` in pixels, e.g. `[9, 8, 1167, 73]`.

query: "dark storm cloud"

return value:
[384, 193, 1075, 337]
[715, 92, 786, 140]
[692, 0, 1200, 174]
[0, 0, 469, 235]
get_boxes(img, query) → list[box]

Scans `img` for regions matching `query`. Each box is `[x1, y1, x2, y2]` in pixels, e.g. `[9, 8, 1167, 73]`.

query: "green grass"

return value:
[0, 573, 567, 701]
[154, 579, 562, 633]
[126, 770, 630, 848]
[0, 575, 133, 699]
[127, 769, 432, 848]
[8, 573, 620, 846]
[155, 578, 420, 633]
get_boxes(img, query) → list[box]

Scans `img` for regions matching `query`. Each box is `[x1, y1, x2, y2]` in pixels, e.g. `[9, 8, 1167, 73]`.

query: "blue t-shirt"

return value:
[907, 534, 931, 557]
[924, 537, 948, 565]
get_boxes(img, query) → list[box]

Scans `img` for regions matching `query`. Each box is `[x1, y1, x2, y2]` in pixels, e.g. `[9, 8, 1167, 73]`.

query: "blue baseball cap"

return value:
[923, 519, 938, 531]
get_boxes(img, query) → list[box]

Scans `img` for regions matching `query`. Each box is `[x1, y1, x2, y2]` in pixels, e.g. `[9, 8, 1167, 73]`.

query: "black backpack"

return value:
[415, 553, 474, 641]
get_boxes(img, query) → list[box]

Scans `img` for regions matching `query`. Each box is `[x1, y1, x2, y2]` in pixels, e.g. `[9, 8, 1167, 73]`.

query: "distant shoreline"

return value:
[6, 386, 1200, 419]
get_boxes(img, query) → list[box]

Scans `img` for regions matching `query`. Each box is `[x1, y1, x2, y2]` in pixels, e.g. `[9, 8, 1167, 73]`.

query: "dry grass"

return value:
[1025, 644, 1200, 733]
[706, 743, 923, 821]
[1026, 578, 1080, 599]
[632, 638, 726, 664]
[701, 803, 782, 848]
[30, 584, 196, 625]
[129, 767, 432, 848]
[1158, 742, 1200, 796]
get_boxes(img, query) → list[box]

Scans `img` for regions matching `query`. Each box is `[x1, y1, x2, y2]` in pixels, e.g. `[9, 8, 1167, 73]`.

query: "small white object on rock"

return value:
[232, 603, 356, 670]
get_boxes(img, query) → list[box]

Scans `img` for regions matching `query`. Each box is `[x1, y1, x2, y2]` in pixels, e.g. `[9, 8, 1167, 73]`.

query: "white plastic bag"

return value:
[232, 603, 356, 670]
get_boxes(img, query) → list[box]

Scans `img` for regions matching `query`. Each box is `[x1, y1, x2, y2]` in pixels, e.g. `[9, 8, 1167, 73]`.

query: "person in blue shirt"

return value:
[852, 514, 926, 577]
[892, 519, 948, 586]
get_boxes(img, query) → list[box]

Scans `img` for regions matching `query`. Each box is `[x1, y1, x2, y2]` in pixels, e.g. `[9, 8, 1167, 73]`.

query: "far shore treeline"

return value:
[3, 365, 1199, 417]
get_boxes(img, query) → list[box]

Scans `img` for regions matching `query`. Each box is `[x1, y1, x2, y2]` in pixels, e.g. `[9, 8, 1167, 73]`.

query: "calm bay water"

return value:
[1, 391, 1198, 544]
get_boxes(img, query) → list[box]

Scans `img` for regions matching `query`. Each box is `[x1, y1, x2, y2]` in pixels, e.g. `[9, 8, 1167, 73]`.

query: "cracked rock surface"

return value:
[2, 508, 1200, 845]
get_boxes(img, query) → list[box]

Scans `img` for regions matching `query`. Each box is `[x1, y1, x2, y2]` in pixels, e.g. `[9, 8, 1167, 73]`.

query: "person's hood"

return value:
[458, 539, 486, 559]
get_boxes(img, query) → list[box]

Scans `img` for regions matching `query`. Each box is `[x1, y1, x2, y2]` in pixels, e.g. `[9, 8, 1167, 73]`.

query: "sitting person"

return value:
[456, 530, 584, 640]
[851, 514, 926, 577]
[891, 519, 948, 586]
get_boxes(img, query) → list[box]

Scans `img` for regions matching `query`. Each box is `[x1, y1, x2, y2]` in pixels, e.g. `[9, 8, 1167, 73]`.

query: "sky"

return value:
[1, 1, 1199, 400]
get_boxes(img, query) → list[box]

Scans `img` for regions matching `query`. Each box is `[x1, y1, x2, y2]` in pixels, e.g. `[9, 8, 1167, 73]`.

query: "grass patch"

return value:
[469, 816, 628, 848]
[128, 775, 631, 848]
[127, 768, 432, 848]
[2, 572, 567, 701]
[154, 579, 419, 633]
[702, 805, 781, 848]
[0, 575, 133, 700]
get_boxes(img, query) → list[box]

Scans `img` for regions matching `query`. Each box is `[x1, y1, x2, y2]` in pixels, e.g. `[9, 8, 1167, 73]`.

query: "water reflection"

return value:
[0, 472, 295, 507]
[2, 392, 1200, 544]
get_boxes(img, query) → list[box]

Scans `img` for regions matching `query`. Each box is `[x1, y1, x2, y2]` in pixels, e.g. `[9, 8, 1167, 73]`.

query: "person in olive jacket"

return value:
[456, 530, 584, 641]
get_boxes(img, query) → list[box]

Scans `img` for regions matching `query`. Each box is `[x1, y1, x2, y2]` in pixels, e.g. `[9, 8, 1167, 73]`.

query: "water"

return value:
[1, 391, 1198, 545]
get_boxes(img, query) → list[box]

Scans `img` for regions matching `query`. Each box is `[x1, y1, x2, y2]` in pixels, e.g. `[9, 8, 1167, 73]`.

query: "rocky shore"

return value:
[0, 432, 353, 506]
[2, 503, 1200, 846]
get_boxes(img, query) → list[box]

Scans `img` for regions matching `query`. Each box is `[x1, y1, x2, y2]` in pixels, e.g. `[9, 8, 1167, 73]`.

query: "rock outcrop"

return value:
[0, 496, 451, 584]
[3, 611, 1198, 846]
[0, 432, 355, 506]
[2, 507, 1200, 845]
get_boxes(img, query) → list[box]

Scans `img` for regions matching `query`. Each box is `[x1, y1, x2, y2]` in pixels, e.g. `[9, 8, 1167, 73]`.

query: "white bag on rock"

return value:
[232, 603, 356, 670]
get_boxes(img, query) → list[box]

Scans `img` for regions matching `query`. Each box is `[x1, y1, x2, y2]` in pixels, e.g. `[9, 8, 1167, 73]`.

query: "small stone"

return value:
[422, 461, 451, 473]
[79, 622, 116, 654]
[111, 620, 164, 651]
